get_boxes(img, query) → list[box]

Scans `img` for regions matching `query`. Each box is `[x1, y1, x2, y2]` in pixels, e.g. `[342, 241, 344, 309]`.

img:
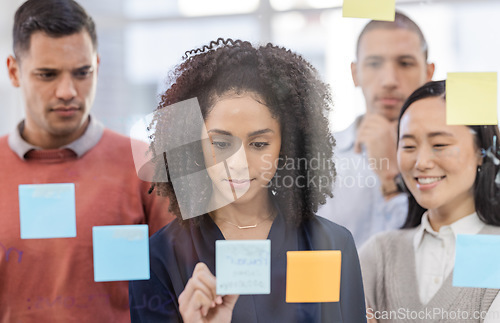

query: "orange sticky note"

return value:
[286, 250, 341, 303]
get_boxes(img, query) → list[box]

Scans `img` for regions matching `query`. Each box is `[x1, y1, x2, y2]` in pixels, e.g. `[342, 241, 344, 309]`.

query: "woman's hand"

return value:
[179, 262, 239, 323]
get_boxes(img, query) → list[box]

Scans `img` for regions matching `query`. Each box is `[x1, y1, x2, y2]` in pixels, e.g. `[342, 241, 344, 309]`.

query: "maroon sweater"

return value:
[0, 129, 174, 322]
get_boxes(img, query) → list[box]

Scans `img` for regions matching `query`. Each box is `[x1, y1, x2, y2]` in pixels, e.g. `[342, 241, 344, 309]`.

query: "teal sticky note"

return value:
[216, 240, 271, 295]
[19, 183, 76, 239]
[453, 234, 500, 289]
[93, 225, 150, 282]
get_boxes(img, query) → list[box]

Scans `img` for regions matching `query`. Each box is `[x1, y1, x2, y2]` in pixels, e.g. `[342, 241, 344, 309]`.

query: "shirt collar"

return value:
[413, 211, 485, 250]
[8, 116, 104, 160]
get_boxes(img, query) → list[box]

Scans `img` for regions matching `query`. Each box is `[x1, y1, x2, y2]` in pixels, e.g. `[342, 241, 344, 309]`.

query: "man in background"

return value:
[319, 12, 435, 247]
[0, 0, 173, 321]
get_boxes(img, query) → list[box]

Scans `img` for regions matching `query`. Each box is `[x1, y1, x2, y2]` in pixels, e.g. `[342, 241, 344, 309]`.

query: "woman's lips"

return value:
[415, 176, 445, 190]
[226, 179, 253, 190]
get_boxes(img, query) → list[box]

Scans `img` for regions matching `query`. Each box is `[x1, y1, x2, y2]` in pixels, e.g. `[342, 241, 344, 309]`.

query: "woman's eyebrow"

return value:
[207, 129, 232, 136]
[400, 132, 454, 140]
[207, 128, 274, 137]
[428, 131, 454, 138]
[248, 128, 274, 137]
[400, 134, 415, 140]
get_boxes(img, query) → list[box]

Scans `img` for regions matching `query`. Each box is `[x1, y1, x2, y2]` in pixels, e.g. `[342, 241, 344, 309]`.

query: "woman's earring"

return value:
[270, 170, 279, 196]
[277, 155, 288, 169]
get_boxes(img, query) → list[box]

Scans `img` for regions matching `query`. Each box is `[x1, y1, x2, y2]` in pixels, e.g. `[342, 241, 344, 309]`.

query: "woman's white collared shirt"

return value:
[413, 212, 500, 322]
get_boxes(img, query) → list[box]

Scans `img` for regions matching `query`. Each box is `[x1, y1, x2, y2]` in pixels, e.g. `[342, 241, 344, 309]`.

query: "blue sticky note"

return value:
[19, 183, 76, 239]
[453, 234, 500, 289]
[93, 225, 150, 282]
[216, 240, 271, 295]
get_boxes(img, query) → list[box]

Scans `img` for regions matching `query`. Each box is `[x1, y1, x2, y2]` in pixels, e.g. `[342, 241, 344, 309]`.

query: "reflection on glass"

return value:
[130, 98, 251, 220]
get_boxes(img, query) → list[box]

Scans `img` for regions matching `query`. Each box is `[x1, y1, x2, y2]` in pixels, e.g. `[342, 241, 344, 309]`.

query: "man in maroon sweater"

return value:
[1, 0, 174, 321]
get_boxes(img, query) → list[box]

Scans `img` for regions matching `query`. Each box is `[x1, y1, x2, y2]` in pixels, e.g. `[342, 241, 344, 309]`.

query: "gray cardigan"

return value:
[360, 226, 500, 323]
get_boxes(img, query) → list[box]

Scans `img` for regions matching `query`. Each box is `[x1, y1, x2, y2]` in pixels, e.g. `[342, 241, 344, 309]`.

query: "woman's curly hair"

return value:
[150, 38, 336, 226]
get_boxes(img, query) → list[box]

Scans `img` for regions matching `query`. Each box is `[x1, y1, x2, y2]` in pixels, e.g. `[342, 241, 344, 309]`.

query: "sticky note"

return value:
[93, 225, 150, 282]
[453, 234, 500, 289]
[286, 250, 341, 303]
[19, 183, 76, 239]
[216, 240, 271, 295]
[342, 0, 395, 21]
[446, 72, 498, 125]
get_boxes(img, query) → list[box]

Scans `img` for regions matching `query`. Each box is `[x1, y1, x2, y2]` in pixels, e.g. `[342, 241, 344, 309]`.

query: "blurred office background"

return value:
[1, 0, 500, 139]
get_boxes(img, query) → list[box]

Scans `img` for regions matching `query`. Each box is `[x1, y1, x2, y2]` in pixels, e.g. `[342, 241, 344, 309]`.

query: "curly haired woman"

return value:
[129, 38, 366, 323]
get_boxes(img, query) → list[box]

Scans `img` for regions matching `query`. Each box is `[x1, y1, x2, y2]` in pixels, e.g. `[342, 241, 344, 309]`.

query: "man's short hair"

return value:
[13, 0, 97, 58]
[356, 11, 428, 60]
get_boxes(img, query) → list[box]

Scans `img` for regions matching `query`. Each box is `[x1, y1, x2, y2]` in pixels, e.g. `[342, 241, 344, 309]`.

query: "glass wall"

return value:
[1, 0, 499, 137]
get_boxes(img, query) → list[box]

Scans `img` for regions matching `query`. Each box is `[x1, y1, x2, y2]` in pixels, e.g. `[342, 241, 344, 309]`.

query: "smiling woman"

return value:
[398, 96, 481, 224]
[129, 38, 367, 322]
[396, 80, 500, 229]
[360, 80, 500, 323]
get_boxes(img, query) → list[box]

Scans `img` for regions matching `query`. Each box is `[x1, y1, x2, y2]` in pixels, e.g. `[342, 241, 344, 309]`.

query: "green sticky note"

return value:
[446, 72, 498, 125]
[342, 0, 395, 21]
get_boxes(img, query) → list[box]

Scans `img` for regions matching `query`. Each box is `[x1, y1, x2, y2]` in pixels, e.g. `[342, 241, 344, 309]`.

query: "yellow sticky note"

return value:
[342, 0, 395, 21]
[286, 250, 341, 303]
[446, 72, 498, 125]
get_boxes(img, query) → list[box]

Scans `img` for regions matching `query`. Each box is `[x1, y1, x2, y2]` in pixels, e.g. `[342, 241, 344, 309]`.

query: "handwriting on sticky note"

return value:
[92, 225, 150, 282]
[446, 72, 498, 125]
[216, 240, 271, 295]
[453, 234, 500, 289]
[18, 183, 76, 239]
[342, 0, 396, 21]
[286, 250, 341, 303]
